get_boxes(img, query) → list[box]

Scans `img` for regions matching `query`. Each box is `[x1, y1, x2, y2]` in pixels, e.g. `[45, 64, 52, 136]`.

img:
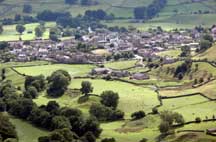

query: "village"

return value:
[7, 26, 216, 64]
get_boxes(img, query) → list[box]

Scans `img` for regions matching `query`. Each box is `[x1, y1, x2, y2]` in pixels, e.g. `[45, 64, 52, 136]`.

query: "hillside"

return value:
[1, 0, 216, 30]
[194, 44, 216, 61]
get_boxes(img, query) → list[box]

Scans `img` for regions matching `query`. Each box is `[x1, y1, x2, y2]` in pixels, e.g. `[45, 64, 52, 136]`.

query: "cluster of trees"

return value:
[159, 111, 184, 134]
[47, 70, 71, 97]
[0, 113, 17, 142]
[23, 4, 32, 13]
[37, 10, 71, 21]
[134, 0, 167, 20]
[106, 51, 134, 61]
[90, 91, 124, 121]
[65, 0, 96, 6]
[35, 23, 46, 38]
[85, 9, 113, 20]
[180, 46, 191, 57]
[197, 34, 214, 52]
[0, 79, 102, 141]
[174, 59, 192, 80]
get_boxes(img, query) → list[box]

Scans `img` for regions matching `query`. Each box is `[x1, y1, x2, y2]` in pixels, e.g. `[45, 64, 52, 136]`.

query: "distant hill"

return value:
[1, 0, 216, 30]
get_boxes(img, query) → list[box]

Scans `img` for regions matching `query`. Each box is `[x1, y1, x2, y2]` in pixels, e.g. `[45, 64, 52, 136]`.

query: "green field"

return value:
[104, 60, 137, 70]
[0, 22, 55, 41]
[70, 79, 159, 117]
[9, 115, 49, 142]
[14, 64, 95, 77]
[159, 95, 216, 121]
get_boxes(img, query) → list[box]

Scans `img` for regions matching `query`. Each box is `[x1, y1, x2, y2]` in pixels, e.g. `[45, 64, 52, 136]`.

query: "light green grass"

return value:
[9, 115, 49, 142]
[0, 22, 56, 41]
[14, 64, 95, 77]
[70, 79, 159, 117]
[104, 60, 137, 70]
[156, 49, 181, 58]
[159, 95, 216, 121]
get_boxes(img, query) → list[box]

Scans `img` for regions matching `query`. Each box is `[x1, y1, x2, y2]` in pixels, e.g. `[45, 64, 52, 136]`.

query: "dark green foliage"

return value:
[159, 111, 185, 134]
[51, 116, 71, 130]
[81, 131, 96, 142]
[9, 98, 35, 119]
[101, 138, 116, 142]
[23, 4, 32, 13]
[134, 7, 146, 19]
[85, 9, 107, 20]
[174, 59, 192, 80]
[159, 121, 169, 133]
[16, 24, 25, 34]
[80, 81, 93, 96]
[0, 113, 17, 141]
[35, 25, 45, 37]
[139, 138, 148, 142]
[101, 91, 119, 109]
[0, 42, 9, 50]
[134, 0, 167, 19]
[47, 70, 71, 97]
[37, 10, 71, 21]
[89, 103, 124, 121]
[38, 128, 79, 142]
[25, 75, 46, 92]
[0, 25, 3, 34]
[65, 0, 78, 5]
[24, 86, 38, 99]
[131, 110, 146, 120]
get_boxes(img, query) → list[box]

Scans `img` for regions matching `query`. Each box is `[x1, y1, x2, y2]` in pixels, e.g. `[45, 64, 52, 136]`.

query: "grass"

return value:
[14, 64, 95, 77]
[104, 60, 137, 70]
[91, 49, 111, 56]
[70, 79, 159, 117]
[100, 116, 160, 142]
[0, 22, 56, 41]
[156, 49, 181, 58]
[8, 115, 49, 142]
[159, 95, 216, 121]
[194, 44, 216, 61]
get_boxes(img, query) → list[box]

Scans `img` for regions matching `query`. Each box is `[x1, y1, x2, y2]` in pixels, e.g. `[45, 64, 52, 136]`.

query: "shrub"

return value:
[131, 111, 146, 120]
[195, 117, 201, 123]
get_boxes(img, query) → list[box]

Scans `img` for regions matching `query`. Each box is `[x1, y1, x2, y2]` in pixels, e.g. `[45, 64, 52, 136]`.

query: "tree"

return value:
[65, 0, 78, 5]
[23, 4, 32, 13]
[16, 24, 25, 35]
[159, 121, 169, 133]
[140, 138, 148, 142]
[25, 75, 46, 92]
[199, 39, 212, 52]
[131, 111, 146, 120]
[51, 116, 71, 130]
[100, 91, 119, 109]
[0, 113, 17, 141]
[38, 128, 78, 142]
[35, 25, 45, 38]
[81, 0, 92, 5]
[47, 70, 71, 97]
[134, 7, 146, 19]
[203, 34, 213, 42]
[80, 81, 93, 96]
[0, 25, 3, 34]
[24, 86, 38, 99]
[101, 138, 116, 142]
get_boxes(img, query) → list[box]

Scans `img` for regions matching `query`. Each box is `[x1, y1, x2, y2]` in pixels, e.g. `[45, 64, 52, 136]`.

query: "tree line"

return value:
[134, 0, 167, 20]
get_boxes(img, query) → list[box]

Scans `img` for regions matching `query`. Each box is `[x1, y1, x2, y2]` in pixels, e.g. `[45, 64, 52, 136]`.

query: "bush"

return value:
[131, 111, 145, 120]
[152, 107, 158, 114]
[195, 117, 202, 123]
[139, 138, 148, 142]
[101, 138, 116, 142]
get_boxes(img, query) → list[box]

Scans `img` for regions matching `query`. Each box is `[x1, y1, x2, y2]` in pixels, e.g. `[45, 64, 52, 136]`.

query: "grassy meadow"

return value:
[9, 115, 49, 142]
[104, 60, 137, 70]
[14, 63, 95, 77]
[0, 22, 56, 41]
